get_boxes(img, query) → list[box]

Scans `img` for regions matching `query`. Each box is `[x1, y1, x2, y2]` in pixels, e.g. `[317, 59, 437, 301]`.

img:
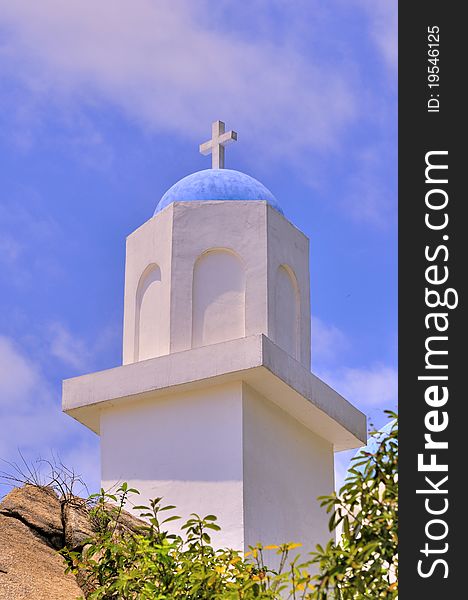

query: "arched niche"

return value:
[192, 249, 246, 348]
[274, 264, 300, 359]
[135, 264, 164, 361]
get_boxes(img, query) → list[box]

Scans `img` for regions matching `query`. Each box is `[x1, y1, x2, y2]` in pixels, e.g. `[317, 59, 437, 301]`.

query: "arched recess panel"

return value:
[192, 250, 246, 348]
[135, 264, 164, 361]
[274, 265, 300, 359]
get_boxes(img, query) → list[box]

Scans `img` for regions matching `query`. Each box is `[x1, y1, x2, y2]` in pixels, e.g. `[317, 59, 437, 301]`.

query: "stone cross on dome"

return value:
[199, 120, 237, 169]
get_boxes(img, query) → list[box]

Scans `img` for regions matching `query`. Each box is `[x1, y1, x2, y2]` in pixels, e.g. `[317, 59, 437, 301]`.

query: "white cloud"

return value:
[319, 363, 397, 410]
[46, 320, 120, 374]
[357, 0, 398, 72]
[48, 322, 92, 372]
[0, 0, 356, 165]
[0, 336, 41, 409]
[0, 1, 398, 225]
[311, 318, 397, 414]
[0, 335, 99, 492]
[331, 361, 397, 490]
[311, 316, 349, 365]
[0, 335, 63, 456]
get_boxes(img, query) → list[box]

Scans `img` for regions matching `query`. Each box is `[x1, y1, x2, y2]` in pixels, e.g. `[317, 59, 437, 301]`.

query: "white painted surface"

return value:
[135, 264, 164, 361]
[99, 380, 334, 553]
[122, 201, 310, 367]
[274, 265, 299, 359]
[169, 201, 267, 354]
[63, 334, 367, 450]
[243, 384, 334, 556]
[267, 205, 311, 368]
[199, 120, 237, 169]
[101, 382, 245, 550]
[63, 196, 366, 557]
[122, 206, 173, 365]
[192, 249, 245, 347]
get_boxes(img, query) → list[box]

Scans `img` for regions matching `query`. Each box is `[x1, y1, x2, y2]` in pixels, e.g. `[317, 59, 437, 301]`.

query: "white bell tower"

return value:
[63, 122, 366, 553]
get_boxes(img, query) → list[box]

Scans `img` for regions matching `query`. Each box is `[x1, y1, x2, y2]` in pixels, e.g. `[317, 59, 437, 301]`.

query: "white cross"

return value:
[199, 120, 237, 169]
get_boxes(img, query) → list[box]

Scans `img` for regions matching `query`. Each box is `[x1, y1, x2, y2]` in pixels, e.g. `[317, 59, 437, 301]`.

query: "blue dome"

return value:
[155, 169, 282, 215]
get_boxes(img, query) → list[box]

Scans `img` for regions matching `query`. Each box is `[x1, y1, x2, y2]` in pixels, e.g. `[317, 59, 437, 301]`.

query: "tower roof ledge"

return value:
[63, 334, 366, 451]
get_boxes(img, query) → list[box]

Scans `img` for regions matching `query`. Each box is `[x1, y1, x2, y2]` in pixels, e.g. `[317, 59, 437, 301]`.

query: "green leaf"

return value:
[162, 516, 181, 524]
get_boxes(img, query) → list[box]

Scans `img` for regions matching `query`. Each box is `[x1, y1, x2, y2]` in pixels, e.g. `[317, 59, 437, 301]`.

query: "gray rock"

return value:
[0, 484, 147, 597]
[0, 514, 84, 599]
[0, 485, 63, 549]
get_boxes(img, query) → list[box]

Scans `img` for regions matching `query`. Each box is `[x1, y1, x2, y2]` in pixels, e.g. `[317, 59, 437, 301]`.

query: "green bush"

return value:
[64, 413, 398, 599]
[65, 484, 311, 599]
[311, 411, 398, 598]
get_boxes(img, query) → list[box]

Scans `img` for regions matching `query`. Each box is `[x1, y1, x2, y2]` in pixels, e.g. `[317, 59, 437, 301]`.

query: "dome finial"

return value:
[199, 120, 237, 169]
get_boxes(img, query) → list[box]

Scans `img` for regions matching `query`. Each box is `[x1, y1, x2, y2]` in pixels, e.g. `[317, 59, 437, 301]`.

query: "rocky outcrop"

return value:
[0, 484, 145, 599]
[0, 513, 84, 599]
[0, 485, 64, 550]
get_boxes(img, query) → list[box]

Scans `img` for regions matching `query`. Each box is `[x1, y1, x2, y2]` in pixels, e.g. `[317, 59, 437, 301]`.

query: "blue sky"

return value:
[0, 0, 397, 494]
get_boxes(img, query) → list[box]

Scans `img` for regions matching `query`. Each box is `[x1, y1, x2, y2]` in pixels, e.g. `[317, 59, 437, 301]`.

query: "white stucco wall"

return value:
[122, 202, 311, 368]
[242, 384, 334, 557]
[100, 381, 245, 550]
[169, 201, 268, 354]
[267, 205, 311, 369]
[99, 379, 335, 554]
[274, 265, 300, 360]
[192, 249, 245, 347]
[135, 264, 164, 361]
[64, 197, 365, 563]
[122, 206, 173, 364]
